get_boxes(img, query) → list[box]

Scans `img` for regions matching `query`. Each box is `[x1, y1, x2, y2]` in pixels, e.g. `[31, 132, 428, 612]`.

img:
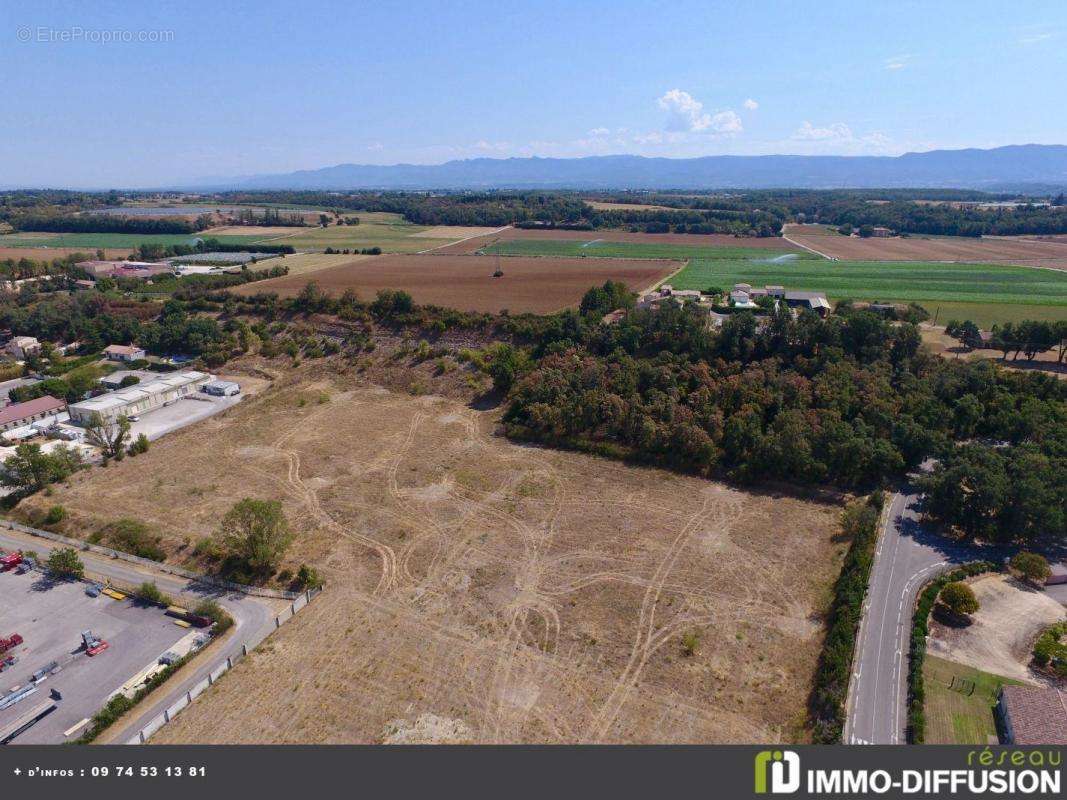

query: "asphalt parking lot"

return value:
[0, 566, 192, 744]
[128, 393, 243, 442]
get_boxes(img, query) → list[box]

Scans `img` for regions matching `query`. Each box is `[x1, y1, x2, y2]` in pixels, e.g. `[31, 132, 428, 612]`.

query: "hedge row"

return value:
[75, 651, 193, 743]
[905, 560, 1000, 743]
[1032, 621, 1067, 678]
[808, 491, 885, 744]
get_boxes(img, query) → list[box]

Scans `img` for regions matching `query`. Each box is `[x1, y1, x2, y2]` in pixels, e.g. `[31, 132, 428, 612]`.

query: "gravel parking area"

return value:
[0, 567, 191, 743]
[128, 393, 243, 442]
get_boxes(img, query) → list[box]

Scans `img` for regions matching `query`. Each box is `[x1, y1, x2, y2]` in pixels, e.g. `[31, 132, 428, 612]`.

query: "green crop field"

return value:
[0, 231, 266, 250]
[481, 238, 814, 261]
[922, 656, 1025, 744]
[669, 258, 1067, 326]
[232, 214, 434, 253]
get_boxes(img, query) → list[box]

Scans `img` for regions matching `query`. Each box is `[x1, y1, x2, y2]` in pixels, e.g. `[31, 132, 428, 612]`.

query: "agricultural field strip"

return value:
[671, 259, 1067, 305]
[479, 238, 815, 262]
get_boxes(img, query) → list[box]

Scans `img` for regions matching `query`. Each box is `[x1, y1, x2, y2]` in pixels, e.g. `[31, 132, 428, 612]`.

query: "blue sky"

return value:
[1, 0, 1064, 187]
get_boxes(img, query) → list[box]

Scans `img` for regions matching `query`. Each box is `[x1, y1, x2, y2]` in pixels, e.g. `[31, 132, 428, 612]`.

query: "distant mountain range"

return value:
[193, 145, 1067, 192]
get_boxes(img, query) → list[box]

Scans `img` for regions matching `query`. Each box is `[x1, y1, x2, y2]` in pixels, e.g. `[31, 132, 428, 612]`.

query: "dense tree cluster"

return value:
[12, 213, 210, 235]
[500, 300, 1067, 546]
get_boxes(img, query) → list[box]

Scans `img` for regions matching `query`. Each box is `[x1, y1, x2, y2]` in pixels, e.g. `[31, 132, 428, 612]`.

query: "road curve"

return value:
[844, 485, 998, 744]
[0, 528, 280, 743]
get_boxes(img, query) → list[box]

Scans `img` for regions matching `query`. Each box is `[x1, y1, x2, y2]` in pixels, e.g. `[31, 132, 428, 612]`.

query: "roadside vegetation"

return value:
[906, 562, 1000, 743]
[808, 493, 884, 743]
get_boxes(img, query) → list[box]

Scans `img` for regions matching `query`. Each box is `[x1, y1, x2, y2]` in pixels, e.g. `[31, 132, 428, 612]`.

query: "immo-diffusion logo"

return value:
[755, 750, 801, 794]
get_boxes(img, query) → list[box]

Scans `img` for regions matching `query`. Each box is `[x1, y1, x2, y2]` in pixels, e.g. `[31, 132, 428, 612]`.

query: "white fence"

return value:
[0, 518, 303, 600]
[125, 585, 323, 744]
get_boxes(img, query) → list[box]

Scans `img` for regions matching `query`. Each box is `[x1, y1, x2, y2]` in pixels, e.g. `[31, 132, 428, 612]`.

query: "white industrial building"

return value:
[68, 371, 212, 425]
[201, 379, 240, 397]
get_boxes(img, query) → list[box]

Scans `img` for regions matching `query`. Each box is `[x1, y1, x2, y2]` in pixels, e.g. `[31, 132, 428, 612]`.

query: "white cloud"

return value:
[794, 121, 854, 142]
[473, 139, 511, 152]
[658, 89, 713, 132]
[790, 122, 896, 154]
[709, 110, 743, 133]
[1018, 31, 1054, 45]
[587, 127, 610, 137]
[743, 98, 759, 111]
[657, 89, 743, 135]
[884, 53, 915, 70]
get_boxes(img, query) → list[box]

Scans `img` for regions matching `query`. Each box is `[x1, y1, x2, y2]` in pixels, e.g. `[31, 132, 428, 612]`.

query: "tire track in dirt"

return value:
[582, 491, 740, 742]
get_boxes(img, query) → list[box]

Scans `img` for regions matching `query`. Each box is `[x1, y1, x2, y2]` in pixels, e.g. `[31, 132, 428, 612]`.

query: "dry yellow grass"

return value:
[27, 366, 843, 744]
[271, 252, 373, 277]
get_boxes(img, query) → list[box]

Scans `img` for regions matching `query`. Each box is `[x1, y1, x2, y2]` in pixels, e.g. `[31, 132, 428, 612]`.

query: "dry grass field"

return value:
[27, 364, 844, 744]
[784, 225, 1067, 271]
[231, 253, 678, 313]
[268, 252, 373, 277]
[436, 228, 795, 255]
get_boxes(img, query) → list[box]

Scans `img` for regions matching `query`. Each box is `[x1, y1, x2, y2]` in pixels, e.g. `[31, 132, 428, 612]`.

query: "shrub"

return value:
[1032, 621, 1067, 677]
[293, 563, 323, 591]
[44, 504, 66, 525]
[193, 598, 233, 635]
[46, 546, 84, 579]
[102, 518, 166, 561]
[134, 581, 170, 606]
[127, 433, 150, 457]
[1010, 552, 1051, 586]
[939, 581, 979, 617]
[680, 630, 700, 657]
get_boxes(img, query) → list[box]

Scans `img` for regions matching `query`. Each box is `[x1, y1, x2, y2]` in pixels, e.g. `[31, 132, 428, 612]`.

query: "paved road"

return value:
[843, 484, 1004, 745]
[0, 528, 280, 744]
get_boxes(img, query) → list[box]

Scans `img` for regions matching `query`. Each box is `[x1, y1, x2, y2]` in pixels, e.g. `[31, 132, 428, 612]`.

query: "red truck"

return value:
[0, 552, 23, 571]
[0, 633, 23, 654]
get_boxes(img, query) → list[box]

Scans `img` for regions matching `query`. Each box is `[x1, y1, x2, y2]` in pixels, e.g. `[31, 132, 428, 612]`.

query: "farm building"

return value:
[997, 686, 1067, 745]
[783, 291, 831, 317]
[104, 344, 147, 362]
[75, 260, 173, 279]
[68, 371, 211, 425]
[0, 395, 67, 433]
[871, 227, 894, 238]
[6, 336, 40, 360]
[201, 380, 240, 397]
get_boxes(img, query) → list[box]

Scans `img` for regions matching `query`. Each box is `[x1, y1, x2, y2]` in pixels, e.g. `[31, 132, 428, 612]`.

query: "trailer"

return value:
[81, 630, 109, 656]
[0, 634, 23, 655]
[0, 552, 22, 571]
[165, 605, 212, 628]
[0, 700, 56, 744]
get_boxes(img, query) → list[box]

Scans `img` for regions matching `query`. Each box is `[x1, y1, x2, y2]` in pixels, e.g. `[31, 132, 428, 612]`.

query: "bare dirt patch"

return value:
[784, 226, 1067, 271]
[29, 365, 843, 744]
[927, 574, 1065, 683]
[230, 253, 678, 314]
[920, 325, 1067, 381]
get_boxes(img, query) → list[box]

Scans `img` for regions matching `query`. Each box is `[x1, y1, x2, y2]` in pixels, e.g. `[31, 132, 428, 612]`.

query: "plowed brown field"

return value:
[231, 253, 677, 313]
[784, 226, 1067, 271]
